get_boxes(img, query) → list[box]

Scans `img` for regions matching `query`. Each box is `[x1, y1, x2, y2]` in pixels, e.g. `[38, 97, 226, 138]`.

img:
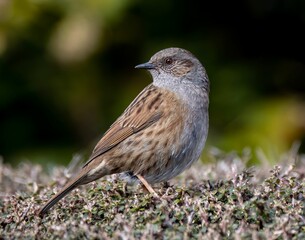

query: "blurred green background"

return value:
[1, 0, 304, 166]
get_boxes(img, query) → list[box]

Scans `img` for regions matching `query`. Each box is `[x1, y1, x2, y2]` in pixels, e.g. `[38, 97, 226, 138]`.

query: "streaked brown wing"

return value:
[83, 84, 163, 168]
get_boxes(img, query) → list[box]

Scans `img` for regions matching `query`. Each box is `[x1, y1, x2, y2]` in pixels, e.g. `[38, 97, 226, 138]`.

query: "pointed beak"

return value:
[135, 62, 155, 69]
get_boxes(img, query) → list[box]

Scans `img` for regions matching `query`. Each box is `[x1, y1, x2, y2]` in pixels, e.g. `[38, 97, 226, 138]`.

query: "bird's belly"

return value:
[142, 115, 208, 183]
[106, 108, 208, 184]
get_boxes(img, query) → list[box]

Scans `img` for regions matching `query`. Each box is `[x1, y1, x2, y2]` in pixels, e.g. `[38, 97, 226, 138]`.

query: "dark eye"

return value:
[164, 57, 173, 65]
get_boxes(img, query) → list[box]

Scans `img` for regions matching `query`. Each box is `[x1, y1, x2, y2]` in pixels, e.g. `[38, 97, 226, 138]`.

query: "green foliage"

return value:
[1, 150, 305, 239]
[0, 0, 305, 163]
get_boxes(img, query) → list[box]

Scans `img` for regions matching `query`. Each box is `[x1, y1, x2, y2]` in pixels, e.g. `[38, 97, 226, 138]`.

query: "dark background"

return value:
[1, 0, 304, 165]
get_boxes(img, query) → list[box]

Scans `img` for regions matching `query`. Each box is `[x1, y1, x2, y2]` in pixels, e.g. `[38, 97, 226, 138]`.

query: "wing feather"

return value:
[83, 84, 163, 167]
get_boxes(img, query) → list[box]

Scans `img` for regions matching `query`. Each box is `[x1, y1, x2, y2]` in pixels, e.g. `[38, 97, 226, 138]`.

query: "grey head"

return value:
[135, 48, 209, 92]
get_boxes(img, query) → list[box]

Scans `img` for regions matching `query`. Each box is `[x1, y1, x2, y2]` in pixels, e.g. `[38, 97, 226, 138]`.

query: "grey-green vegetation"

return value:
[1, 148, 305, 239]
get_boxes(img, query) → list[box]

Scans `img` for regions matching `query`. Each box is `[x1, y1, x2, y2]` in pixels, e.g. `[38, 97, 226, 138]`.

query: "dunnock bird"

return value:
[38, 47, 209, 215]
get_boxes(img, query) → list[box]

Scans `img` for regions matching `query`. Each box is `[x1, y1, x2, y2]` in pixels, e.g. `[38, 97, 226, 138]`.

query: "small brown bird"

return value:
[38, 47, 209, 215]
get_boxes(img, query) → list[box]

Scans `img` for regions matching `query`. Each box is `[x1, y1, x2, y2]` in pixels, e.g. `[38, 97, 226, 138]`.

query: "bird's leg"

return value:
[136, 175, 159, 198]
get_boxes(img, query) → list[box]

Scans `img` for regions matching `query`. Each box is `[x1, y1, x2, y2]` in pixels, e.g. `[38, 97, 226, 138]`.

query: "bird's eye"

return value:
[164, 57, 173, 65]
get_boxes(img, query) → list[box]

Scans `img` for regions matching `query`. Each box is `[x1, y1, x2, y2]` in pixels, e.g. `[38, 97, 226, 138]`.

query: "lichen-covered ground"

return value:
[1, 148, 305, 239]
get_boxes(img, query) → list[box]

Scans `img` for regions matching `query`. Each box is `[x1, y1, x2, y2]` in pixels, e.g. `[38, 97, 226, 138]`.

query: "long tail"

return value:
[38, 170, 89, 216]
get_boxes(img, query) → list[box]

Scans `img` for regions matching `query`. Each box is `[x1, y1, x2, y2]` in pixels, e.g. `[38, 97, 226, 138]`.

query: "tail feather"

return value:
[38, 173, 87, 216]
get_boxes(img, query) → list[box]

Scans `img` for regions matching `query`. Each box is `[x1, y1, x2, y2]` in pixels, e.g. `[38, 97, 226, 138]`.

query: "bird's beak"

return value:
[135, 62, 155, 69]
